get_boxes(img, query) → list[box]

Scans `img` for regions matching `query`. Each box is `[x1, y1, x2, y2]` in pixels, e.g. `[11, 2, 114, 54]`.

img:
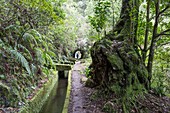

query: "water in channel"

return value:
[40, 78, 68, 113]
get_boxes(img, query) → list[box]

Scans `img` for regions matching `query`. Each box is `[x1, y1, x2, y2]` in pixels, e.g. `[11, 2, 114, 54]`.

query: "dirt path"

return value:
[68, 61, 104, 113]
[68, 61, 170, 113]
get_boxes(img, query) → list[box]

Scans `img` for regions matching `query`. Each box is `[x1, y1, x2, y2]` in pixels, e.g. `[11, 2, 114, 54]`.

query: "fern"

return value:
[0, 81, 10, 92]
[29, 29, 42, 41]
[0, 39, 4, 47]
[35, 48, 45, 64]
[23, 32, 38, 46]
[43, 53, 54, 65]
[5, 25, 17, 30]
[47, 51, 56, 57]
[42, 40, 49, 51]
[17, 44, 32, 60]
[31, 64, 37, 75]
[10, 50, 32, 75]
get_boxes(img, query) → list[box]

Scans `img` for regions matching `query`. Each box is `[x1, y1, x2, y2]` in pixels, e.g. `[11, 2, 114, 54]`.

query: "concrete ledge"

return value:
[62, 70, 72, 113]
[55, 64, 72, 71]
[19, 71, 58, 113]
[67, 57, 77, 62]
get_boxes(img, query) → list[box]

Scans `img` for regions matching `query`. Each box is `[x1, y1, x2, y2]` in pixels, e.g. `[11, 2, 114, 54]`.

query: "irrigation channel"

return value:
[40, 71, 69, 113]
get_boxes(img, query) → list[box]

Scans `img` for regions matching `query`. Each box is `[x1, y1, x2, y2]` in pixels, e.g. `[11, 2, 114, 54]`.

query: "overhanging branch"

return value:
[156, 29, 170, 38]
[137, 44, 143, 51]
[158, 5, 170, 16]
[156, 41, 170, 48]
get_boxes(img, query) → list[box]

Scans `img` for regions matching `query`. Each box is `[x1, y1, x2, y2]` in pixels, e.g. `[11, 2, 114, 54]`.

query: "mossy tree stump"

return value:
[87, 0, 149, 90]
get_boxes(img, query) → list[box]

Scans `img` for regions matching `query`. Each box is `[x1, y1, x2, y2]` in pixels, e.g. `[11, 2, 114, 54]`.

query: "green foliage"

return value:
[89, 0, 111, 33]
[0, 0, 78, 108]
[152, 47, 170, 96]
[85, 68, 91, 78]
[10, 49, 32, 75]
[137, 0, 170, 94]
[0, 81, 10, 93]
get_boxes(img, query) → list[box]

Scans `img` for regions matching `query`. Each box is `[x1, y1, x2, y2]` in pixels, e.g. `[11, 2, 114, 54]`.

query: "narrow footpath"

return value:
[68, 61, 104, 113]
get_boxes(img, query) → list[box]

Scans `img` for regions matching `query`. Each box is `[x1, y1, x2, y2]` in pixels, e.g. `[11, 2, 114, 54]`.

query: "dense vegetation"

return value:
[88, 0, 170, 93]
[0, 0, 91, 109]
[0, 0, 170, 112]
[87, 0, 170, 112]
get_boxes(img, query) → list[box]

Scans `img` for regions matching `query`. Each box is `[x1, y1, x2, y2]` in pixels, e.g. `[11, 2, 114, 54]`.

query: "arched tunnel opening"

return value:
[73, 49, 84, 59]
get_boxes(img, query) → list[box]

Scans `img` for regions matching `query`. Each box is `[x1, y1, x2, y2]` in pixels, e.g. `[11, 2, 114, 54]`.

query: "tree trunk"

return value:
[132, 0, 139, 45]
[147, 0, 160, 87]
[87, 0, 148, 90]
[142, 0, 150, 65]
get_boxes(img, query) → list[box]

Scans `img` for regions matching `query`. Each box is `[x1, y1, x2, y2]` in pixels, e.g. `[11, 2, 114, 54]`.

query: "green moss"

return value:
[19, 71, 58, 113]
[107, 54, 124, 70]
[62, 70, 72, 113]
[85, 78, 96, 88]
[137, 64, 148, 77]
[55, 64, 72, 71]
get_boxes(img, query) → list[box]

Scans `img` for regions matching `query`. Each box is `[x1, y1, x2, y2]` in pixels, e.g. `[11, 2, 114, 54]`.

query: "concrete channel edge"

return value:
[62, 70, 72, 113]
[19, 71, 58, 113]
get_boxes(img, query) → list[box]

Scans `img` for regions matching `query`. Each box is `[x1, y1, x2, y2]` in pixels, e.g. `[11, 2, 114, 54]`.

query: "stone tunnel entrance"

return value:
[73, 49, 84, 59]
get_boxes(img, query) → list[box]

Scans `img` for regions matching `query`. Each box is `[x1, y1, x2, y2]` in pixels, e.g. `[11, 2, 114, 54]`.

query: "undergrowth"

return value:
[90, 76, 148, 113]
